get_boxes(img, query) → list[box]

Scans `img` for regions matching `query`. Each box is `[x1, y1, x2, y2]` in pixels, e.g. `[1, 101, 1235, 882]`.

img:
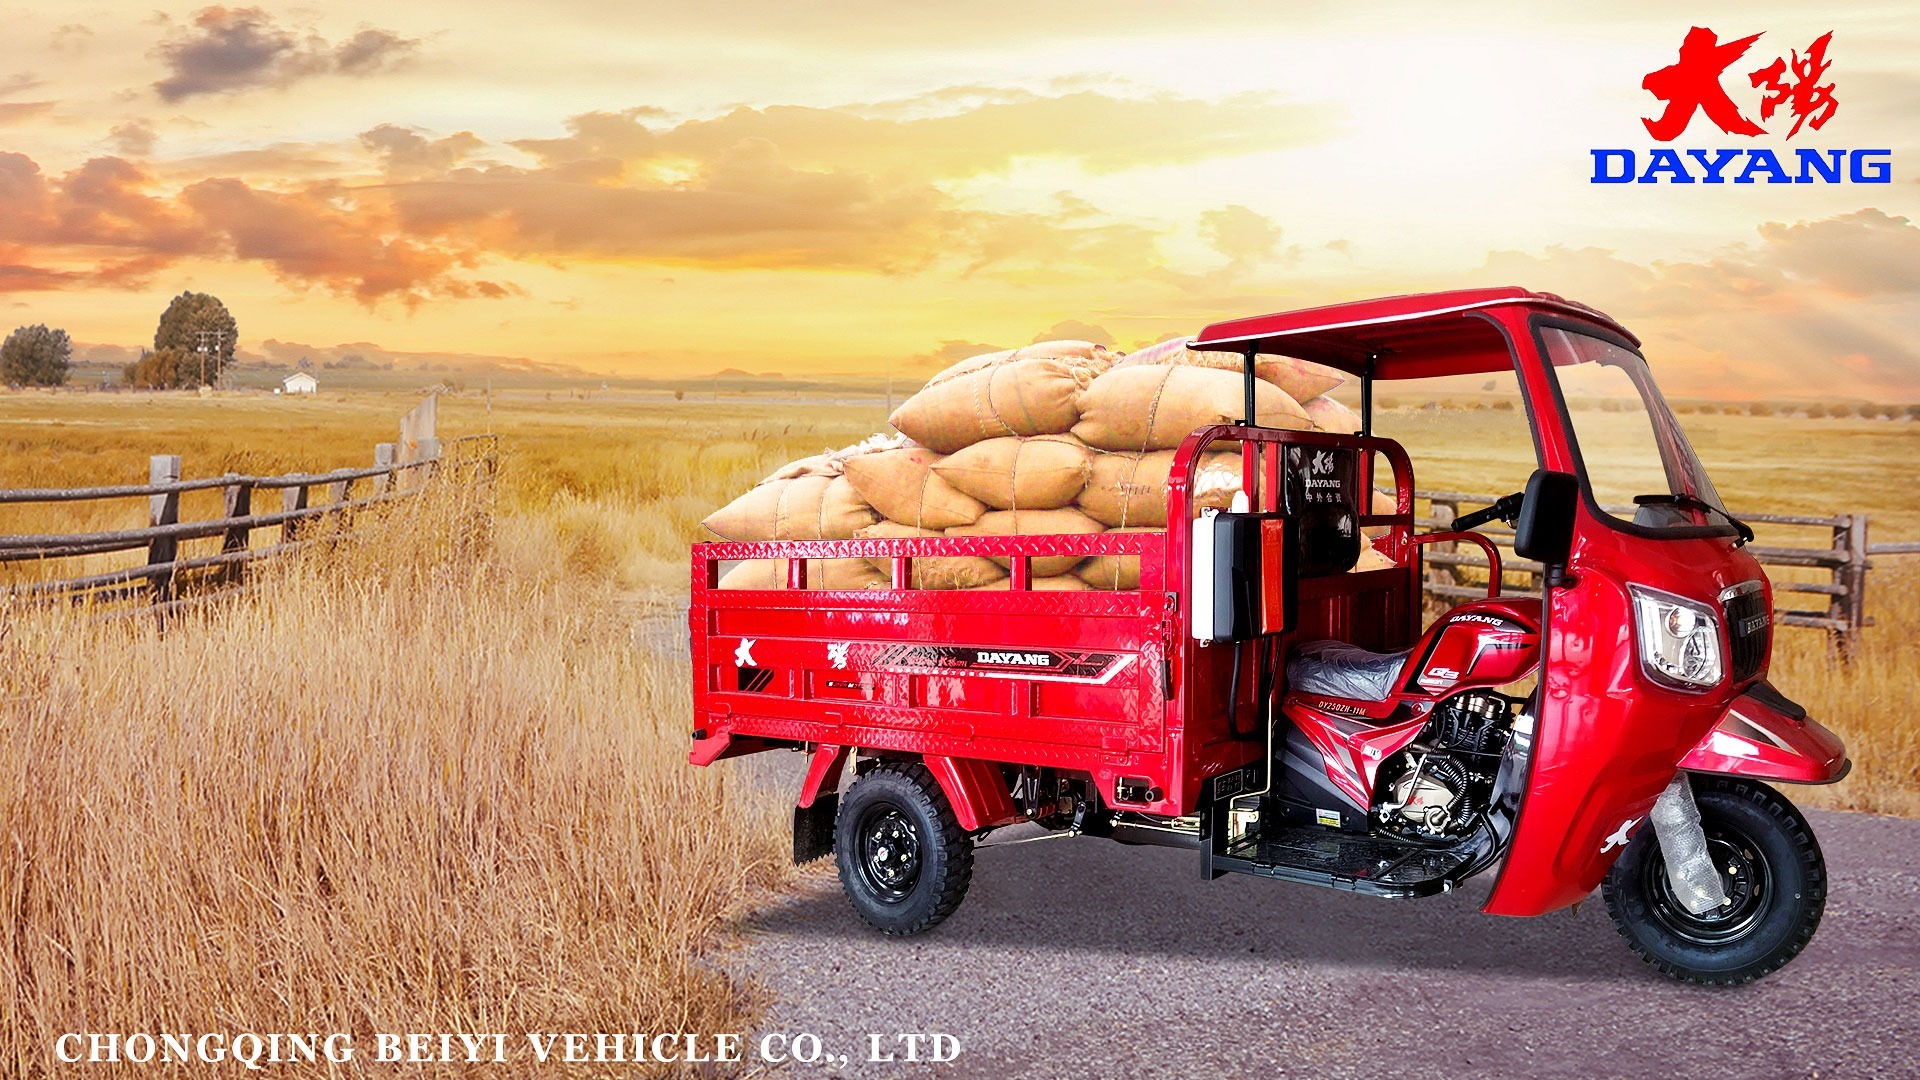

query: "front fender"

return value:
[1678, 681, 1849, 785]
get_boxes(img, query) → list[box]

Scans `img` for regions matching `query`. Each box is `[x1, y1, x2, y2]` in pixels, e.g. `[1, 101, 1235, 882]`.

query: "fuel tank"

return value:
[1405, 596, 1542, 696]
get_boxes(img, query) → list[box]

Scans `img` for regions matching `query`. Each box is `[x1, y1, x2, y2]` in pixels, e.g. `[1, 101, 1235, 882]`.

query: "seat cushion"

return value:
[1287, 640, 1412, 702]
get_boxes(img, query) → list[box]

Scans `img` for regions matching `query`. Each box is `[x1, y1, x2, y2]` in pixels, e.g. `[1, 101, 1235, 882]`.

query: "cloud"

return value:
[0, 102, 55, 125]
[908, 340, 1003, 370]
[1032, 319, 1113, 346]
[0, 154, 205, 256]
[359, 124, 487, 179]
[153, 7, 417, 101]
[1200, 204, 1281, 264]
[180, 178, 509, 305]
[333, 29, 416, 75]
[529, 89, 1339, 178]
[110, 121, 158, 157]
[0, 86, 1330, 305]
[1757, 209, 1920, 298]
[49, 24, 92, 55]
[0, 152, 502, 304]
[1465, 213, 1920, 401]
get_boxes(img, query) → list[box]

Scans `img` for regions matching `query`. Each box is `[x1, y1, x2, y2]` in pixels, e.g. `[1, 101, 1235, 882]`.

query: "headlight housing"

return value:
[1628, 584, 1724, 691]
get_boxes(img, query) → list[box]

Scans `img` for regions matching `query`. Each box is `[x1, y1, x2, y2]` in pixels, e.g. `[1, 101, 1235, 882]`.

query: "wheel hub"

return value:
[1645, 823, 1771, 946]
[857, 808, 921, 903]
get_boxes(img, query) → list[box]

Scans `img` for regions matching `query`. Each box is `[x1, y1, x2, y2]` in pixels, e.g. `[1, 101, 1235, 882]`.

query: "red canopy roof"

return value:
[1190, 287, 1637, 381]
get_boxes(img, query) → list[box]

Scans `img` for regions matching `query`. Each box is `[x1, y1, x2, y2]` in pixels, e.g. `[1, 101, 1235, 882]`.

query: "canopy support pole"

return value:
[1242, 345, 1258, 427]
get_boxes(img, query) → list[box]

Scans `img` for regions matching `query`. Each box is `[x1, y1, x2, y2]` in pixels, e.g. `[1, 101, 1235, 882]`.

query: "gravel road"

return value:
[728, 805, 1920, 1078]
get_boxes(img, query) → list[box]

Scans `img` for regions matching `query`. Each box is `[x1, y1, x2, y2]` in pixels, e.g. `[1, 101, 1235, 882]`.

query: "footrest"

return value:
[1212, 825, 1476, 898]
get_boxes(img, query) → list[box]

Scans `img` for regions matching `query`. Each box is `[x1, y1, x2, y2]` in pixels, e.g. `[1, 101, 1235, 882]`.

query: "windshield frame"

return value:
[1527, 314, 1740, 542]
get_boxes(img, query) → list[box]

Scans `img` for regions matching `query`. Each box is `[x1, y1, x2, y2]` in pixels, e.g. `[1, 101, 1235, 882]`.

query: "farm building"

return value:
[282, 372, 318, 394]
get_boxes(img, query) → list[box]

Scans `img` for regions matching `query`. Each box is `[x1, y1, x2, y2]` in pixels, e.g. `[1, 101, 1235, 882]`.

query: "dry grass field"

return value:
[0, 385, 1914, 1073]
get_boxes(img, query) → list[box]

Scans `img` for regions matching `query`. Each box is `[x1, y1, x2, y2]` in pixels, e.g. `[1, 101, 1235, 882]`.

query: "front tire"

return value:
[834, 762, 974, 935]
[1602, 776, 1825, 985]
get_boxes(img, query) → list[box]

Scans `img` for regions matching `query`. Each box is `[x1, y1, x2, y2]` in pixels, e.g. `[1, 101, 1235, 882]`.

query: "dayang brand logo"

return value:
[1592, 26, 1891, 185]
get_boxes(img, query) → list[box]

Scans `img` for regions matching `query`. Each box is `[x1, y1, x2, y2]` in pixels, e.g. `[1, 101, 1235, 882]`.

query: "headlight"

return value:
[1629, 584, 1724, 691]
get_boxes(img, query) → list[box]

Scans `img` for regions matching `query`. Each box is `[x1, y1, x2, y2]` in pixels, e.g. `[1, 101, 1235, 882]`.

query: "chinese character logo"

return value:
[1641, 27, 1837, 141]
[1750, 32, 1837, 138]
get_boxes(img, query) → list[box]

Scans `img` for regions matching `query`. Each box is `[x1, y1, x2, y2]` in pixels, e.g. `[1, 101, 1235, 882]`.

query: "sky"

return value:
[0, 0, 1916, 398]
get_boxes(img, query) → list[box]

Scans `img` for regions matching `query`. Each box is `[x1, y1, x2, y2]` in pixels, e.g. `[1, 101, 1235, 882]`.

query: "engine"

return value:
[1374, 691, 1515, 842]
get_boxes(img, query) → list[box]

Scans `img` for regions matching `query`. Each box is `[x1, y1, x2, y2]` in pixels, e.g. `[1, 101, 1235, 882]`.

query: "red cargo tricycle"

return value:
[688, 288, 1848, 984]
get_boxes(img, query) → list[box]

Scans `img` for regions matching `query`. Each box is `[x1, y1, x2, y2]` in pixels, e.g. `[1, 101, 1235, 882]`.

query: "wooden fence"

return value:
[1420, 490, 1915, 650]
[0, 430, 496, 612]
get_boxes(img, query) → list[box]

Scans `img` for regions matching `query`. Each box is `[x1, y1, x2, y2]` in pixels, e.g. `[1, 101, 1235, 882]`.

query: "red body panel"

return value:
[1679, 683, 1849, 784]
[1406, 597, 1542, 695]
[1281, 596, 1541, 807]
[1478, 303, 1773, 917]
[925, 755, 1023, 831]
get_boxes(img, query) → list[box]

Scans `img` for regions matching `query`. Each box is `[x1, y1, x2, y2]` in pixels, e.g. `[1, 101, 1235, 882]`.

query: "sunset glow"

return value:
[1, 1, 1915, 396]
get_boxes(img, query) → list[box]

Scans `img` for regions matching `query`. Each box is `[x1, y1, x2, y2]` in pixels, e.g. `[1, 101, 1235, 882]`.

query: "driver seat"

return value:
[1286, 640, 1413, 702]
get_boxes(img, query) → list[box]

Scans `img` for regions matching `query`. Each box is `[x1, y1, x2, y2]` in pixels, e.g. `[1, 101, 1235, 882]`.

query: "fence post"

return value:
[372, 443, 397, 495]
[398, 394, 439, 492]
[282, 485, 309, 544]
[147, 455, 182, 602]
[1840, 513, 1869, 658]
[1427, 498, 1457, 606]
[328, 470, 353, 507]
[221, 474, 252, 585]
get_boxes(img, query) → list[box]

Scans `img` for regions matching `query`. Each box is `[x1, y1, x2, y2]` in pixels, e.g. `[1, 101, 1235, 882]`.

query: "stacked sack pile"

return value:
[702, 337, 1394, 589]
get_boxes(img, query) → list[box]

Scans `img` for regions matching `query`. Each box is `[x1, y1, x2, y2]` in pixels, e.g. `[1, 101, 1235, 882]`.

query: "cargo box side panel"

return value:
[695, 585, 1179, 810]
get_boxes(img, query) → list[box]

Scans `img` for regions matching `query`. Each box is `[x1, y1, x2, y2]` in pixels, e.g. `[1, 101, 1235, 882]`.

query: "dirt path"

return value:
[729, 807, 1920, 1078]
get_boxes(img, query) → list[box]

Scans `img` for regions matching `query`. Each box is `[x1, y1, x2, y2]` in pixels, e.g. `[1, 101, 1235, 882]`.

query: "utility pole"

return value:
[195, 328, 225, 388]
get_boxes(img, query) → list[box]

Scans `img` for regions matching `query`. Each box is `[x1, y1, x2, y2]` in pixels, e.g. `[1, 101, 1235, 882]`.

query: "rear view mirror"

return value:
[1514, 469, 1578, 566]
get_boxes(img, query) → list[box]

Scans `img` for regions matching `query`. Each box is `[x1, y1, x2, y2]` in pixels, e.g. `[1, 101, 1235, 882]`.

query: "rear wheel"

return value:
[1601, 776, 1825, 985]
[834, 762, 974, 935]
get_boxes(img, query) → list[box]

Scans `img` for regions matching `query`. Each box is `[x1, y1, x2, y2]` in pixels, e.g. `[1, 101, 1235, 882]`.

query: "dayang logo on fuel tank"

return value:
[1592, 26, 1891, 185]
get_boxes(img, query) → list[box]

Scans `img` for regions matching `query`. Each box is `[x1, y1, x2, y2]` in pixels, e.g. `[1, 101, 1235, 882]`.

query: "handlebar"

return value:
[1452, 490, 1525, 533]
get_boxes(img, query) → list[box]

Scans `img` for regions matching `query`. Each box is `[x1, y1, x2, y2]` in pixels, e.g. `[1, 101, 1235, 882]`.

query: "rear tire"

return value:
[1601, 776, 1825, 985]
[834, 762, 974, 935]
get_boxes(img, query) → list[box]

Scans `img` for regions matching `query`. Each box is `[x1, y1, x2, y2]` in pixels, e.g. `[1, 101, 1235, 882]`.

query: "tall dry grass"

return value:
[1772, 561, 1920, 817]
[0, 489, 788, 1076]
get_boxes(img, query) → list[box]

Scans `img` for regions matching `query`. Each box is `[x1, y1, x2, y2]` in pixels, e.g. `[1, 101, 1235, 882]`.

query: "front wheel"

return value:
[1601, 776, 1826, 985]
[834, 761, 974, 935]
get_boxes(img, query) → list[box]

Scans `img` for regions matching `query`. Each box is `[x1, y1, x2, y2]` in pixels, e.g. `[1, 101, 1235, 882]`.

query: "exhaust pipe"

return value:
[1649, 773, 1728, 915]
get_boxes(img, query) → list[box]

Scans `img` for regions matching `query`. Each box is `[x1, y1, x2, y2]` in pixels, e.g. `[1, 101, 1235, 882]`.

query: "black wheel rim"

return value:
[1643, 819, 1773, 946]
[856, 806, 922, 904]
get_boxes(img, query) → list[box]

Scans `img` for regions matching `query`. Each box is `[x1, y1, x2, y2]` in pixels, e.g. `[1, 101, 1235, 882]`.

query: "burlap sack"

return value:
[1116, 338, 1345, 402]
[1363, 488, 1399, 538]
[854, 521, 1005, 589]
[761, 453, 841, 483]
[891, 357, 1096, 453]
[1077, 450, 1243, 528]
[842, 448, 987, 529]
[1075, 526, 1158, 590]
[1073, 365, 1309, 452]
[717, 558, 888, 590]
[702, 474, 879, 541]
[945, 508, 1105, 577]
[926, 340, 1115, 388]
[968, 575, 1093, 592]
[1351, 542, 1396, 573]
[930, 434, 1091, 511]
[1304, 395, 1362, 434]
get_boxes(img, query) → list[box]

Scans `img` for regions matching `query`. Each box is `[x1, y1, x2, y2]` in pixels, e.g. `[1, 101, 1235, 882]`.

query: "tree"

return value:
[150, 291, 238, 388]
[0, 324, 73, 386]
[123, 347, 190, 389]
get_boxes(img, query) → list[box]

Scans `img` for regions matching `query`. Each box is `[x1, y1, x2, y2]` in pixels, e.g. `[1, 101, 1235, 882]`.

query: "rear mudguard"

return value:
[1677, 681, 1849, 785]
[795, 750, 1021, 831]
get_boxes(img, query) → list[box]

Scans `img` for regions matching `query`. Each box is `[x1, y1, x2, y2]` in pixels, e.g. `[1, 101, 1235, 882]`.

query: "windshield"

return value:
[1537, 325, 1732, 534]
